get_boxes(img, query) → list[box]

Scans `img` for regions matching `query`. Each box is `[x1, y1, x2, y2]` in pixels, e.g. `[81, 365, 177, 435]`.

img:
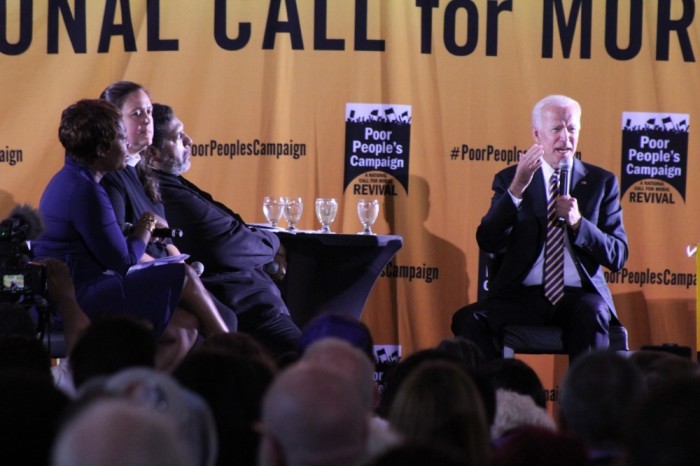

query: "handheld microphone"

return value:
[152, 227, 184, 239]
[122, 223, 184, 238]
[263, 261, 280, 275]
[557, 159, 572, 224]
[191, 261, 205, 276]
[559, 158, 571, 197]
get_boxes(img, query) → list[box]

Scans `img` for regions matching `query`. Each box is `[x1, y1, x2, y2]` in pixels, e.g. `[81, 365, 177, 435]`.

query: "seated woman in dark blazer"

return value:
[99, 80, 238, 332]
[33, 99, 229, 371]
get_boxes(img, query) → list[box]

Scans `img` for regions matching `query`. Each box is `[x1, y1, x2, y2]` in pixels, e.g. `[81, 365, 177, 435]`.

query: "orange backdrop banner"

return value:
[1, 0, 698, 355]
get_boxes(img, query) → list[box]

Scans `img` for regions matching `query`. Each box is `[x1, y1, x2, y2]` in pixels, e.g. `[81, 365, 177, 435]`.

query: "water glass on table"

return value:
[315, 198, 338, 233]
[283, 197, 303, 231]
[357, 199, 379, 235]
[262, 196, 284, 228]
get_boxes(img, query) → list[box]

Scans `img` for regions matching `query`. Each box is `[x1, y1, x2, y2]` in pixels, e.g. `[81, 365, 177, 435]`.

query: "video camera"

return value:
[0, 205, 48, 304]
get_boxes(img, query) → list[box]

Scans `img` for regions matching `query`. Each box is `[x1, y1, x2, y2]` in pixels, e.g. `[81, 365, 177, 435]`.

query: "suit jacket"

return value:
[477, 158, 628, 319]
[101, 165, 172, 258]
[155, 171, 286, 314]
[33, 157, 182, 336]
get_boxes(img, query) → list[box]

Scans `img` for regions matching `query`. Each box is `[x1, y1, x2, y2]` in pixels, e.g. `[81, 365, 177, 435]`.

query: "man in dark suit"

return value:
[144, 103, 301, 357]
[452, 94, 628, 361]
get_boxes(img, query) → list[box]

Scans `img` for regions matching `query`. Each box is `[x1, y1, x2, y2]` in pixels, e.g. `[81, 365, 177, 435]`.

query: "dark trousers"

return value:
[451, 286, 611, 361]
[206, 280, 302, 358]
[236, 308, 301, 358]
[210, 293, 238, 332]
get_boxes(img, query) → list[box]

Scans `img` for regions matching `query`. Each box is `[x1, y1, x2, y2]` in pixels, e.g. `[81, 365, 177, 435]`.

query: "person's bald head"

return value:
[52, 398, 193, 466]
[259, 363, 369, 466]
[302, 337, 376, 410]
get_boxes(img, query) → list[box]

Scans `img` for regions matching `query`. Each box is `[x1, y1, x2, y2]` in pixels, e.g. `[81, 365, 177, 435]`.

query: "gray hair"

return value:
[531, 95, 581, 129]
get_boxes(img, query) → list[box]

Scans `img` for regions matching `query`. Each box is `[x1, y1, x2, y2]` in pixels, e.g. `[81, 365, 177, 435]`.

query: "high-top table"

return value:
[273, 230, 403, 327]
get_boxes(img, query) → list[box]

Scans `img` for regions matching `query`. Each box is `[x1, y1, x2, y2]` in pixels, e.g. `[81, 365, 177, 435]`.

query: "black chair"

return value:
[501, 324, 629, 358]
[481, 252, 630, 358]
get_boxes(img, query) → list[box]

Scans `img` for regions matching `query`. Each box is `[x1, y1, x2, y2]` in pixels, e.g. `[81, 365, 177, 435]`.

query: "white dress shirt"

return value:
[509, 163, 582, 288]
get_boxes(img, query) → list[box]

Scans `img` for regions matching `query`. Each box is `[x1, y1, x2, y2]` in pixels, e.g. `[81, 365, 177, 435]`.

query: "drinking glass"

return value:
[262, 196, 284, 228]
[315, 198, 338, 233]
[283, 197, 303, 231]
[357, 199, 379, 235]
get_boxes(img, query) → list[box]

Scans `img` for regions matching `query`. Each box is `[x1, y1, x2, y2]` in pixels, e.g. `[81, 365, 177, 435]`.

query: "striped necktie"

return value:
[543, 169, 565, 305]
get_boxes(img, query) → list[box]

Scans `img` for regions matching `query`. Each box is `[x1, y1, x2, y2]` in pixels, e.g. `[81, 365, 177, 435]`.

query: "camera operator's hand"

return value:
[38, 258, 76, 306]
[34, 258, 90, 355]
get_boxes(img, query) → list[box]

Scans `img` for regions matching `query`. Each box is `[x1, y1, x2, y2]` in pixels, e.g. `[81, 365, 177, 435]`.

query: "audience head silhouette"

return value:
[258, 362, 369, 466]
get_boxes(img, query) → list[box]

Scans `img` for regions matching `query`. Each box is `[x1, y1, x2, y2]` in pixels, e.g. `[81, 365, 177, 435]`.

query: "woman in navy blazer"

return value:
[33, 99, 228, 371]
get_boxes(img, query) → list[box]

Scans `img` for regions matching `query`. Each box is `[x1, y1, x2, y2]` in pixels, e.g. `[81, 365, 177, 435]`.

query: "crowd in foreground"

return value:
[2, 300, 700, 466]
